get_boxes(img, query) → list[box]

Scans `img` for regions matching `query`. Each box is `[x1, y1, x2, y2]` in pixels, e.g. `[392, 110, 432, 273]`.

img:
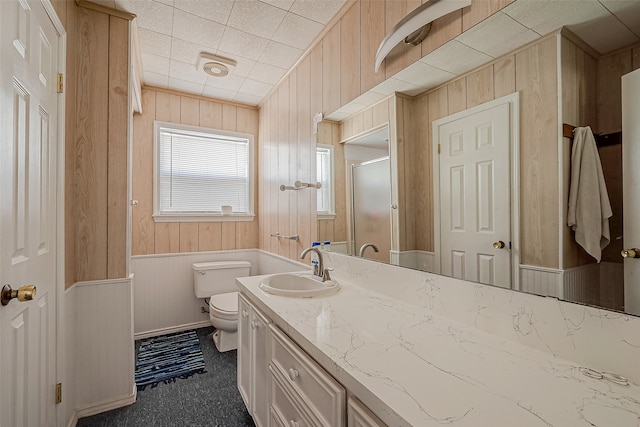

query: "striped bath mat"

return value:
[135, 330, 206, 390]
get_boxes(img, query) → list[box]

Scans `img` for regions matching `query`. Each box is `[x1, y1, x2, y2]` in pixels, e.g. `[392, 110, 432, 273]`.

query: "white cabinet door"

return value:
[237, 292, 271, 427]
[251, 307, 270, 427]
[237, 294, 252, 408]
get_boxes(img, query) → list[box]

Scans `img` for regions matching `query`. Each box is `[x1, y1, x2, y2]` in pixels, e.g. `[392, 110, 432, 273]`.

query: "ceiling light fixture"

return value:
[196, 52, 237, 78]
[374, 0, 471, 73]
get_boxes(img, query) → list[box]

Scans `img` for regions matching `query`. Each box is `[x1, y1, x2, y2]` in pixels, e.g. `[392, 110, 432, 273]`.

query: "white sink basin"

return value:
[259, 273, 340, 297]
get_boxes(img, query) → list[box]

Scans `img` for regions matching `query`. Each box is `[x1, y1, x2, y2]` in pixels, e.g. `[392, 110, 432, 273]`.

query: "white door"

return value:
[1, 1, 60, 426]
[437, 102, 511, 288]
[622, 68, 640, 315]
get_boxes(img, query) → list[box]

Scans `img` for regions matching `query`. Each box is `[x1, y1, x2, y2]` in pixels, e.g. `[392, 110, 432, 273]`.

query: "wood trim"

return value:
[76, 0, 135, 21]
[143, 85, 259, 110]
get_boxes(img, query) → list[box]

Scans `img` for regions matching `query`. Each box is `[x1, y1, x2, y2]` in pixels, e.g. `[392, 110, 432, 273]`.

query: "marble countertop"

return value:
[237, 272, 640, 427]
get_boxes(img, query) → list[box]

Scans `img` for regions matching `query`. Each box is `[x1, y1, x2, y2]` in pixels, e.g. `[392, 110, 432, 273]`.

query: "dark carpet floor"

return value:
[77, 327, 255, 427]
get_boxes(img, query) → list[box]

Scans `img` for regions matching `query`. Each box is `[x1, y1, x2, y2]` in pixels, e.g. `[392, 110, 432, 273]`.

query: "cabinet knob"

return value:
[242, 310, 249, 317]
[288, 368, 299, 381]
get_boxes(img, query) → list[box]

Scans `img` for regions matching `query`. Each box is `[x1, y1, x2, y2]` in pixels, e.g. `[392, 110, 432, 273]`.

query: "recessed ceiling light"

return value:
[196, 52, 237, 78]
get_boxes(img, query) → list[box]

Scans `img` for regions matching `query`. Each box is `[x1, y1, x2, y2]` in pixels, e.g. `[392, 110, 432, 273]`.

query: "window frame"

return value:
[316, 143, 336, 220]
[152, 121, 255, 223]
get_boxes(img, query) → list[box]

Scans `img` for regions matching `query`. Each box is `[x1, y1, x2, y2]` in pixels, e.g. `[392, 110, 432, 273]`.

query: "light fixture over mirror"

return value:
[374, 0, 472, 73]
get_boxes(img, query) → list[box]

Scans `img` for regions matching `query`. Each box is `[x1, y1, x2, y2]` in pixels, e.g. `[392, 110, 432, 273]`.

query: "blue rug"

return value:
[135, 330, 206, 390]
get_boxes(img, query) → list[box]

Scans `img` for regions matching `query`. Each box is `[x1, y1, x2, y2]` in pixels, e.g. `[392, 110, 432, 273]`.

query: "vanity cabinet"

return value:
[347, 396, 386, 427]
[238, 293, 271, 427]
[239, 291, 386, 427]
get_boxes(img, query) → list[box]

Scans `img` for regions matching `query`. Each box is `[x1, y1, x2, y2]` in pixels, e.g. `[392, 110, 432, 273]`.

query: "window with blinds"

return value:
[153, 121, 254, 222]
[316, 145, 334, 217]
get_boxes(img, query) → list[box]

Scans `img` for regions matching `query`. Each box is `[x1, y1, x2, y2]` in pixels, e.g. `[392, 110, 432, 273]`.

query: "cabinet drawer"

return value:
[269, 325, 345, 427]
[270, 365, 316, 427]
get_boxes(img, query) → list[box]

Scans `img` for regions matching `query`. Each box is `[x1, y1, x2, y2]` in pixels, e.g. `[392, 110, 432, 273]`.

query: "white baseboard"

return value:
[75, 385, 137, 420]
[134, 320, 212, 340]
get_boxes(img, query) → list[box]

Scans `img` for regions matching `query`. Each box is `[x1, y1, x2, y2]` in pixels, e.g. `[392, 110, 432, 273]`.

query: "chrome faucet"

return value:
[300, 247, 333, 282]
[358, 243, 379, 257]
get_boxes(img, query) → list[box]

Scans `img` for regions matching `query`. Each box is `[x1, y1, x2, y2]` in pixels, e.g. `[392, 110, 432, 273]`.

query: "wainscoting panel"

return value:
[391, 250, 435, 272]
[132, 250, 306, 338]
[73, 276, 135, 416]
[64, 286, 77, 427]
[562, 264, 600, 306]
[519, 265, 563, 298]
[600, 262, 624, 311]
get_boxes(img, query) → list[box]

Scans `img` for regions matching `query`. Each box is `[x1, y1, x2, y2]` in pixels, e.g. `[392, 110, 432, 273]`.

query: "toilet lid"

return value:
[209, 291, 238, 313]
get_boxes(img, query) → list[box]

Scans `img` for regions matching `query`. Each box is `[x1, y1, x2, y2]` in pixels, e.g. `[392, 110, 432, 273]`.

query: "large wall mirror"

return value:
[317, 3, 640, 317]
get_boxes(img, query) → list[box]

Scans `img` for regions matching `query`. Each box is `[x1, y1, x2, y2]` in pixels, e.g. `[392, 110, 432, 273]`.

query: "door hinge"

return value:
[56, 73, 63, 93]
[55, 383, 62, 404]
[437, 144, 441, 155]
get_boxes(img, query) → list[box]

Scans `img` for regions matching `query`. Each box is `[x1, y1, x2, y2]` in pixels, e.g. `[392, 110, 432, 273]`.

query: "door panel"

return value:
[1, 1, 59, 425]
[439, 102, 511, 288]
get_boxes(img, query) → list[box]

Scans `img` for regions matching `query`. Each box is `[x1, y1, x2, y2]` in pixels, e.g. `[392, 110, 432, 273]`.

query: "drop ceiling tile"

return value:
[457, 12, 540, 58]
[503, 0, 608, 37]
[169, 77, 205, 95]
[248, 62, 287, 85]
[238, 79, 274, 97]
[172, 9, 225, 48]
[571, 13, 639, 54]
[144, 70, 169, 88]
[169, 60, 208, 84]
[202, 85, 237, 101]
[141, 52, 171, 75]
[170, 38, 210, 65]
[92, 0, 116, 9]
[154, 0, 174, 6]
[260, 0, 295, 11]
[118, 0, 174, 35]
[233, 92, 263, 106]
[393, 60, 455, 92]
[138, 28, 172, 58]
[259, 41, 302, 69]
[289, 0, 345, 24]
[272, 13, 324, 49]
[601, 0, 640, 37]
[173, 0, 233, 25]
[227, 1, 287, 39]
[205, 74, 246, 91]
[216, 51, 256, 78]
[219, 27, 269, 61]
[421, 40, 492, 75]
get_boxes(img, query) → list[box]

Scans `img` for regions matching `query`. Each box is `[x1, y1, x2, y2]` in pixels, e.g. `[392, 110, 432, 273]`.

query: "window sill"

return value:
[318, 213, 336, 220]
[153, 213, 255, 223]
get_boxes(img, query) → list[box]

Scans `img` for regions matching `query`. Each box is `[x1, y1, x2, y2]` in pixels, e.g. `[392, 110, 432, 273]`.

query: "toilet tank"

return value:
[193, 261, 251, 298]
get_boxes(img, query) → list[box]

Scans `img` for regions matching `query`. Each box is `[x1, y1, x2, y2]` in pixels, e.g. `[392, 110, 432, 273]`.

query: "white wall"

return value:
[132, 249, 307, 338]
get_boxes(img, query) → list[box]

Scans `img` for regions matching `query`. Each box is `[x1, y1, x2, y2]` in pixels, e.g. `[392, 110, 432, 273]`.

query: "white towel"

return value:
[567, 126, 613, 262]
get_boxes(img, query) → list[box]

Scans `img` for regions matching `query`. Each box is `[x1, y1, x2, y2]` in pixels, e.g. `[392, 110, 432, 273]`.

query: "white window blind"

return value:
[154, 122, 254, 221]
[316, 145, 333, 214]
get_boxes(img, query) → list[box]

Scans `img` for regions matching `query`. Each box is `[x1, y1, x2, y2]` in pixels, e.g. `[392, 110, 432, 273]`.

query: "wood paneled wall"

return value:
[405, 35, 560, 268]
[258, 0, 514, 261]
[131, 87, 259, 256]
[73, 7, 129, 282]
[52, 1, 130, 286]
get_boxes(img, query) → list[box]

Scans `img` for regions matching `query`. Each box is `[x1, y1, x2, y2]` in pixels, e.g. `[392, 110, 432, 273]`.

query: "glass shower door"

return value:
[352, 157, 391, 262]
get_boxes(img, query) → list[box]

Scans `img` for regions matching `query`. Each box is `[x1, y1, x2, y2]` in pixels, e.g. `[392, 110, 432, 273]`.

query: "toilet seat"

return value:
[209, 292, 238, 321]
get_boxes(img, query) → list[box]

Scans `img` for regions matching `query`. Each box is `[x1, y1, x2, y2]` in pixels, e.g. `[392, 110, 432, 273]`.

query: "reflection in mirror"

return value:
[317, 28, 640, 316]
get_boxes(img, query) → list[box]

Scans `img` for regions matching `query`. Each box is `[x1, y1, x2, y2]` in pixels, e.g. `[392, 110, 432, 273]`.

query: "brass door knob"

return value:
[621, 248, 640, 258]
[1, 284, 37, 306]
[493, 241, 506, 249]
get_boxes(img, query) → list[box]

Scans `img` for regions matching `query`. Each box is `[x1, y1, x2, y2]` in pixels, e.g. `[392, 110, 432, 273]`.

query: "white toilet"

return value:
[193, 260, 251, 352]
